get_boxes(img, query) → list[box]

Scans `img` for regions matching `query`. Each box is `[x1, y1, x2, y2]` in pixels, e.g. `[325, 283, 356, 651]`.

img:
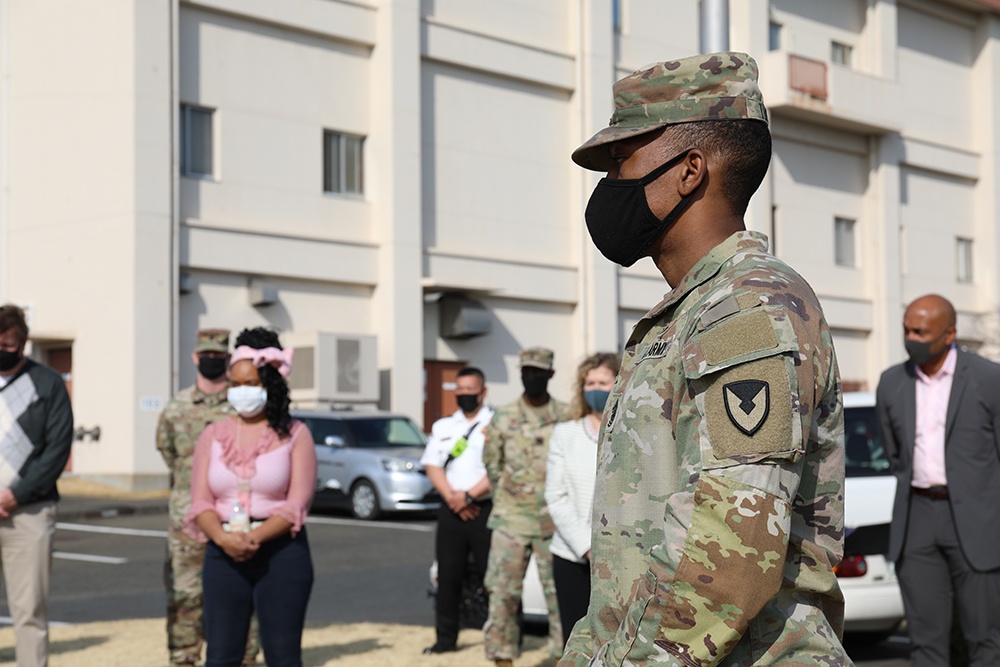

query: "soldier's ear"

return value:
[676, 149, 707, 197]
[191, 352, 200, 368]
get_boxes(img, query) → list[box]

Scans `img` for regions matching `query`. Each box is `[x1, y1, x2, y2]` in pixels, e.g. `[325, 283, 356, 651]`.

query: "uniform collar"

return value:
[192, 384, 229, 405]
[645, 230, 769, 321]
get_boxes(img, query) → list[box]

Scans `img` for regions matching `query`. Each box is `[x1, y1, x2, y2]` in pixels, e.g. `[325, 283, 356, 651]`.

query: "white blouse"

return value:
[544, 418, 598, 563]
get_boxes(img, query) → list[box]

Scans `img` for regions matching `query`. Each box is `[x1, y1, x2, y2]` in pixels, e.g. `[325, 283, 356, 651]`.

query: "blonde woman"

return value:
[544, 352, 620, 647]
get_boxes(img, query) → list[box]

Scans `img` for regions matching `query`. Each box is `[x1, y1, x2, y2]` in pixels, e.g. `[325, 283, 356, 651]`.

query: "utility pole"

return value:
[700, 0, 729, 53]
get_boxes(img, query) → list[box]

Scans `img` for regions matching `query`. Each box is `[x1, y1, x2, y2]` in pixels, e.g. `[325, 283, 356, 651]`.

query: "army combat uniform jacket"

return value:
[484, 396, 571, 537]
[561, 231, 850, 666]
[156, 385, 234, 527]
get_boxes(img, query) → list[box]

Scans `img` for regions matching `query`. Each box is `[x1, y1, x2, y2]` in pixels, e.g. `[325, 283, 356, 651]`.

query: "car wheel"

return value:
[350, 480, 382, 520]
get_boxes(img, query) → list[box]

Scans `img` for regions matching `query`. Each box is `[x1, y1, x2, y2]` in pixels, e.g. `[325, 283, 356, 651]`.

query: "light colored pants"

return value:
[484, 528, 562, 661]
[0, 501, 56, 667]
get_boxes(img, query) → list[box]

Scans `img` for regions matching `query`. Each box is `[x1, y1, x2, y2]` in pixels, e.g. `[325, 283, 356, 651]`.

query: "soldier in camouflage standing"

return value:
[156, 329, 258, 666]
[483, 347, 571, 667]
[559, 52, 851, 666]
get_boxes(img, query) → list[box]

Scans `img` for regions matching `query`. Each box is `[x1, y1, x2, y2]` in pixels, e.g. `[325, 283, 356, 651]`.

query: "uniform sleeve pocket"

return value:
[683, 308, 804, 469]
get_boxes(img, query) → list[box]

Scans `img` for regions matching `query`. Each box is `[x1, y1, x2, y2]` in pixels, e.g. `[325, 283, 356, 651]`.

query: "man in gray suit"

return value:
[876, 294, 1000, 667]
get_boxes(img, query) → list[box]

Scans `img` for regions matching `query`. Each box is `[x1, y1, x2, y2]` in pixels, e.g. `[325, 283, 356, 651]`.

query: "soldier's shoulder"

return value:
[552, 398, 573, 420]
[693, 251, 826, 342]
[160, 385, 198, 415]
[491, 401, 520, 420]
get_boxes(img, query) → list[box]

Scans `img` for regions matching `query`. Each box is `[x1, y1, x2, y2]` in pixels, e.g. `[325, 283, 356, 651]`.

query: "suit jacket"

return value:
[875, 349, 1000, 571]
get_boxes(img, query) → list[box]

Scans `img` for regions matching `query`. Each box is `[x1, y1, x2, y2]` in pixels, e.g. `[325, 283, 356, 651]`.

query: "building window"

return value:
[769, 22, 782, 51]
[323, 130, 364, 195]
[956, 237, 973, 283]
[834, 217, 856, 267]
[831, 41, 853, 66]
[180, 104, 214, 178]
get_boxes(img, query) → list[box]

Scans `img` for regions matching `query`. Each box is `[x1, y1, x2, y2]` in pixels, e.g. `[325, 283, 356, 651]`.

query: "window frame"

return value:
[834, 216, 857, 268]
[956, 236, 974, 283]
[831, 41, 853, 67]
[180, 103, 216, 180]
[323, 129, 365, 196]
[768, 21, 782, 51]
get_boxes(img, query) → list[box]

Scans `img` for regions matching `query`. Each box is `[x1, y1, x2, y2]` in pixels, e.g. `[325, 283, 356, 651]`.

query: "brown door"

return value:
[423, 360, 467, 433]
[44, 345, 74, 471]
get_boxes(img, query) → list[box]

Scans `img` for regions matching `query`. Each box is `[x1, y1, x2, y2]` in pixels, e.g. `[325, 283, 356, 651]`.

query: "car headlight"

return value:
[381, 457, 420, 473]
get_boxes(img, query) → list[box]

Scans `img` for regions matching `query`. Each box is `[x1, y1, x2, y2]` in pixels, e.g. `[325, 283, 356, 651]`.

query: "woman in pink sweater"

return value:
[186, 327, 316, 667]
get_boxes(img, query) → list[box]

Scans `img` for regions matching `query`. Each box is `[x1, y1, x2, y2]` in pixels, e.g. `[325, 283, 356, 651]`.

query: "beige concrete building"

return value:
[1, 0, 998, 488]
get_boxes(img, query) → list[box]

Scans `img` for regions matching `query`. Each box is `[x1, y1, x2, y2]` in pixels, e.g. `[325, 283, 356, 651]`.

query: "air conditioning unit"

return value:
[283, 332, 378, 404]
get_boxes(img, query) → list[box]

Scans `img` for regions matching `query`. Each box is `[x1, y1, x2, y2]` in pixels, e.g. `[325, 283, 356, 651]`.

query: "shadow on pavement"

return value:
[844, 634, 911, 665]
[304, 637, 389, 664]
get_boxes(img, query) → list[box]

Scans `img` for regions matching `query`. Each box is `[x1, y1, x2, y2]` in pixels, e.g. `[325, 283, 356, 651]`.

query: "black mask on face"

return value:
[521, 370, 550, 399]
[905, 333, 949, 367]
[585, 149, 696, 267]
[0, 349, 21, 372]
[456, 394, 481, 414]
[198, 356, 228, 380]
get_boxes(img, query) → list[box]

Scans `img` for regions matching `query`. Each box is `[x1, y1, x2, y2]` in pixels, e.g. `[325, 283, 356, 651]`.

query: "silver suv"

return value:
[294, 410, 441, 520]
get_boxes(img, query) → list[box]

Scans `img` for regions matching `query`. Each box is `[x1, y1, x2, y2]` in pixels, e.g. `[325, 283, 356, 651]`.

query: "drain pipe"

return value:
[700, 0, 730, 54]
[1, 0, 9, 302]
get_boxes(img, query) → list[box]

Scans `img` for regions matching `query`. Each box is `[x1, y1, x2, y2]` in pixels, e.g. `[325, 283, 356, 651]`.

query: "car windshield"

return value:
[844, 405, 891, 477]
[341, 417, 427, 449]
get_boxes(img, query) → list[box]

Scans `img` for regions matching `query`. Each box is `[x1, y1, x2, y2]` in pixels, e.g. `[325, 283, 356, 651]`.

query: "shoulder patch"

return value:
[706, 356, 795, 461]
[723, 380, 769, 435]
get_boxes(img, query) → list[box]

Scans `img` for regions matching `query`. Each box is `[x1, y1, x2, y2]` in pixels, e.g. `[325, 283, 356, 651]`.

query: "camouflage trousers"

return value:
[484, 529, 562, 661]
[165, 525, 260, 666]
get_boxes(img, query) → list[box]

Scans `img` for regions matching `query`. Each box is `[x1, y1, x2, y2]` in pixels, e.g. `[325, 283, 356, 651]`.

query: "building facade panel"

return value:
[772, 136, 869, 300]
[420, 62, 575, 265]
[898, 2, 975, 149]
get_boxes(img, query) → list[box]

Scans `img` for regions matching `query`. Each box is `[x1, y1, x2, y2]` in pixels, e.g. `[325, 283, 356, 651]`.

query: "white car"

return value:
[433, 392, 905, 638]
[838, 391, 905, 639]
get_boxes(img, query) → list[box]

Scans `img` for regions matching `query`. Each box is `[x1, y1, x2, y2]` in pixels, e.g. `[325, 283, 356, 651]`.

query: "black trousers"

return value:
[898, 494, 1000, 667]
[435, 500, 492, 648]
[553, 554, 590, 648]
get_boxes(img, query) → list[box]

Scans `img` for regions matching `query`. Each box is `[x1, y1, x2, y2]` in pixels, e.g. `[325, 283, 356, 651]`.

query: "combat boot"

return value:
[495, 660, 514, 667]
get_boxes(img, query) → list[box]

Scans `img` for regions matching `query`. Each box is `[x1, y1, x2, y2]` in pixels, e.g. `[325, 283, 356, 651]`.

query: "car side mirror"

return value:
[324, 435, 345, 447]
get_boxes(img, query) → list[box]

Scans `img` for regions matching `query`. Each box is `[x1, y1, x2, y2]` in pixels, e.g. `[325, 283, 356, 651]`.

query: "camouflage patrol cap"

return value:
[194, 328, 230, 354]
[519, 347, 554, 371]
[572, 51, 769, 172]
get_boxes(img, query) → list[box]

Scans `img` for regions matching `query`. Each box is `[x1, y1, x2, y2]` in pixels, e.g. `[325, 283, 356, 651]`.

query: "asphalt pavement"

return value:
[0, 480, 914, 666]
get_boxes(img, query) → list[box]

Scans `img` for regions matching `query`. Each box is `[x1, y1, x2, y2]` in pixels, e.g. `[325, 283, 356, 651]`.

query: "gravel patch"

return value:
[0, 619, 559, 667]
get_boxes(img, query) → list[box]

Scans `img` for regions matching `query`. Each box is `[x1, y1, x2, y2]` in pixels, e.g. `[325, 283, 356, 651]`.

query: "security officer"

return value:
[156, 329, 258, 666]
[559, 52, 850, 666]
[483, 347, 570, 666]
[420, 366, 494, 655]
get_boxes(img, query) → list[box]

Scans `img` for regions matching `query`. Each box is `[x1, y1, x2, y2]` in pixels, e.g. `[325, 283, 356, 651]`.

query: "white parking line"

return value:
[53, 551, 128, 565]
[57, 518, 430, 536]
[56, 522, 167, 538]
[0, 616, 71, 628]
[305, 516, 433, 532]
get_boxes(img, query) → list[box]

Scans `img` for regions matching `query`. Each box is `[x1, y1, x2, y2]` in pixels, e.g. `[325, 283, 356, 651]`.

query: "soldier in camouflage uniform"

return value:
[483, 347, 572, 666]
[156, 329, 258, 666]
[559, 52, 851, 666]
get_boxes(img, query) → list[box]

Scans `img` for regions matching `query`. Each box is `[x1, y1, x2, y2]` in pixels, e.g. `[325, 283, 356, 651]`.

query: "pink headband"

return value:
[229, 345, 294, 378]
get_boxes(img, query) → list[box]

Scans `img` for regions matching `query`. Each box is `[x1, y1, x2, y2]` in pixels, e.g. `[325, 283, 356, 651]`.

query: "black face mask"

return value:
[456, 394, 481, 414]
[905, 334, 948, 367]
[585, 148, 696, 267]
[521, 371, 550, 399]
[198, 356, 228, 381]
[0, 349, 21, 372]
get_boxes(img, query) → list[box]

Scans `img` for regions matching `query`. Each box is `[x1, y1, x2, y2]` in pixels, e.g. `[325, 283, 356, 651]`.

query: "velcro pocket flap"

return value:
[683, 307, 798, 379]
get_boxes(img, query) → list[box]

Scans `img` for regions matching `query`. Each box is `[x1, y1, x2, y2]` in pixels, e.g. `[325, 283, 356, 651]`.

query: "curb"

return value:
[57, 499, 168, 522]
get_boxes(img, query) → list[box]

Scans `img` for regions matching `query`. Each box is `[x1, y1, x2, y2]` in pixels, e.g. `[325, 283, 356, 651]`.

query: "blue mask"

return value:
[584, 389, 610, 413]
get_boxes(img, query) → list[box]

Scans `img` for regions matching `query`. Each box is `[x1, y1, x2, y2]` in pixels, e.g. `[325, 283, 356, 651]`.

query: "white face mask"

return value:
[227, 385, 268, 418]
